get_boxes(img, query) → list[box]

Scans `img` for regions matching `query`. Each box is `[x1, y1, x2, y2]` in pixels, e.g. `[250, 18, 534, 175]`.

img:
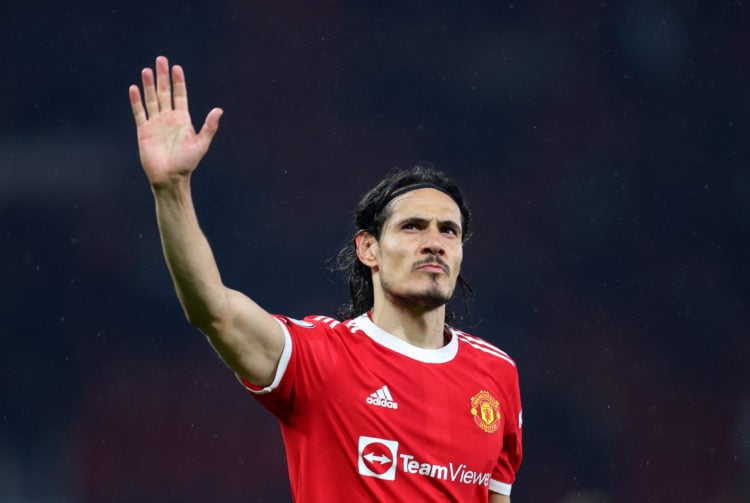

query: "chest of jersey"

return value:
[294, 330, 510, 492]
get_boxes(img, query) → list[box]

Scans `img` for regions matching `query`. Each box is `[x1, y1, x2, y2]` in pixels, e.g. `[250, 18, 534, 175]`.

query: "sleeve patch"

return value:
[286, 317, 316, 328]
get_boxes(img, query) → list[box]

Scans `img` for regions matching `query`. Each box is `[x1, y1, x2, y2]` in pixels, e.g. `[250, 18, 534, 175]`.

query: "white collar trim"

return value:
[353, 313, 458, 363]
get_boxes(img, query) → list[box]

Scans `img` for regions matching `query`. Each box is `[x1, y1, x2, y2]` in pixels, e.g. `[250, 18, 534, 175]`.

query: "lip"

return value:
[416, 264, 447, 274]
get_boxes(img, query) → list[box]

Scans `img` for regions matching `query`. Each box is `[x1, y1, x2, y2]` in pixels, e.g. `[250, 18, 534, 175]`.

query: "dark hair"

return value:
[331, 162, 473, 323]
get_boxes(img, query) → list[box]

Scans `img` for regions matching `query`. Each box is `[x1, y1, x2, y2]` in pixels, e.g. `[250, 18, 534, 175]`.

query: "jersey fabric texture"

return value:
[240, 313, 522, 502]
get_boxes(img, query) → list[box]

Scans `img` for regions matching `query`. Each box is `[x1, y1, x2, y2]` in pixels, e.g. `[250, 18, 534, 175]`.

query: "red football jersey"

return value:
[241, 313, 522, 501]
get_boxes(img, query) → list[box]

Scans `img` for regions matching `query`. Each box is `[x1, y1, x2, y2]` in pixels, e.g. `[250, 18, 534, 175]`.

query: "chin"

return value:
[395, 288, 453, 310]
[380, 275, 455, 309]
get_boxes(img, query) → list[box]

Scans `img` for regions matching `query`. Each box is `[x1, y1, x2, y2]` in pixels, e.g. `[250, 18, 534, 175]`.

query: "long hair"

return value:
[331, 162, 474, 324]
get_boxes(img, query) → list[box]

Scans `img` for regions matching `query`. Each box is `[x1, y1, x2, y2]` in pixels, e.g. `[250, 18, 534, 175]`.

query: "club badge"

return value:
[470, 390, 501, 434]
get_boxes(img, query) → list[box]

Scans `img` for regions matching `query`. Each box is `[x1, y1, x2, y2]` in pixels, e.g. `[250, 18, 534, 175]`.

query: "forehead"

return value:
[385, 187, 462, 223]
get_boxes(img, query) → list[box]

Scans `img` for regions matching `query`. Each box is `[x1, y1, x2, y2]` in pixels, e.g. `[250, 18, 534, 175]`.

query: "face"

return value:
[358, 187, 464, 311]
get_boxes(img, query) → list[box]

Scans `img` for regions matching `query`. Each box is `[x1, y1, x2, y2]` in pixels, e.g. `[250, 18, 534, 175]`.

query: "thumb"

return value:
[198, 107, 223, 146]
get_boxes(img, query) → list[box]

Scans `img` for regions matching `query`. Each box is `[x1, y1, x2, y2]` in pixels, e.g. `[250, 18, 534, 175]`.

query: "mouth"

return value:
[417, 264, 446, 273]
[413, 257, 449, 274]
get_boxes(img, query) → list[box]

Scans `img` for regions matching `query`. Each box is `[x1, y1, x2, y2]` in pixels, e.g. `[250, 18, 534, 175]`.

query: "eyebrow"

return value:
[395, 216, 463, 235]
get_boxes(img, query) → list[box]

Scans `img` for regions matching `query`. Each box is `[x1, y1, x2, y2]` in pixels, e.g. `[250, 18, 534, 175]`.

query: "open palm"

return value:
[129, 56, 222, 189]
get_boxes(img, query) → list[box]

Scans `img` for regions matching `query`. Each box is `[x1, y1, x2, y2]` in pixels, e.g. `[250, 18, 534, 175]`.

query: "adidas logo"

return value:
[366, 385, 399, 409]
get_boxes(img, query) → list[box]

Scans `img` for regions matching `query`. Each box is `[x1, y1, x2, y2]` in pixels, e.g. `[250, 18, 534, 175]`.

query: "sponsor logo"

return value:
[357, 436, 491, 487]
[399, 454, 491, 486]
[366, 385, 399, 409]
[358, 436, 398, 480]
[470, 390, 501, 433]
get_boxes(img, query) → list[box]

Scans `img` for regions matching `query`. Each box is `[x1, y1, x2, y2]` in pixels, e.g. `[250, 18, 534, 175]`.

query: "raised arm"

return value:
[129, 56, 284, 386]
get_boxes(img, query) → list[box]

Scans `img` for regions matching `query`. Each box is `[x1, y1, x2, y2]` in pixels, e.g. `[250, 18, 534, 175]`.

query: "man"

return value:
[129, 55, 522, 501]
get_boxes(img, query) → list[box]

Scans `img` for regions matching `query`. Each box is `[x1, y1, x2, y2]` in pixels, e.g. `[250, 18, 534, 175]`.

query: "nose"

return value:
[421, 227, 445, 256]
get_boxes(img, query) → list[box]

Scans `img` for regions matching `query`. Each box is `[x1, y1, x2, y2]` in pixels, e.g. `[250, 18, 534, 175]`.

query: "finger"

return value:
[197, 107, 223, 147]
[141, 67, 158, 118]
[155, 55, 172, 111]
[129, 85, 147, 127]
[172, 65, 189, 112]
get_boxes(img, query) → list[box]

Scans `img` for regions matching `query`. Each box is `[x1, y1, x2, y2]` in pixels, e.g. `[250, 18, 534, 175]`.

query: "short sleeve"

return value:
[489, 366, 523, 495]
[239, 315, 342, 423]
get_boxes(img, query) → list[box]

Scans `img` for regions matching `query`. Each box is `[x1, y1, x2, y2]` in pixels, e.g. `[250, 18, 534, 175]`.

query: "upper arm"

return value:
[200, 287, 286, 387]
[489, 493, 510, 503]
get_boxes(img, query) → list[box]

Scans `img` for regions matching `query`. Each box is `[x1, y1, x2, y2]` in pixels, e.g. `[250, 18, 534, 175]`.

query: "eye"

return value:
[441, 225, 459, 236]
[402, 222, 419, 230]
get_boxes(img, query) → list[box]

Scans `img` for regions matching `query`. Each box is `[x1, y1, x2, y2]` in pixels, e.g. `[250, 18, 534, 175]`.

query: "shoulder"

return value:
[273, 314, 351, 338]
[451, 328, 517, 369]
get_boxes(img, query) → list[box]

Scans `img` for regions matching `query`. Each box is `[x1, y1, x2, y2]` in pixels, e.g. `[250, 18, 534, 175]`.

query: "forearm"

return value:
[131, 56, 285, 384]
[152, 176, 227, 331]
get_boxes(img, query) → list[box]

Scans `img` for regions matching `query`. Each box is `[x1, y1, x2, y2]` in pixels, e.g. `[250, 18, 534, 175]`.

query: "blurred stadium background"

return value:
[1, 1, 748, 501]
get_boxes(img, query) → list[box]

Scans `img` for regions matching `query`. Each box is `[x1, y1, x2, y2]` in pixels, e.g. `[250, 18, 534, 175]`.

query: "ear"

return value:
[355, 231, 379, 268]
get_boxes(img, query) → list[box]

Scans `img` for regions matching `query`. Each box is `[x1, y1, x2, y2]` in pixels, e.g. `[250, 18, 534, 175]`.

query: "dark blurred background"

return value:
[1, 1, 748, 501]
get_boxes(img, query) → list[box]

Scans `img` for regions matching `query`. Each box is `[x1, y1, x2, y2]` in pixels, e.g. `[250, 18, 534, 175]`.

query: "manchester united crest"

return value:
[470, 390, 501, 433]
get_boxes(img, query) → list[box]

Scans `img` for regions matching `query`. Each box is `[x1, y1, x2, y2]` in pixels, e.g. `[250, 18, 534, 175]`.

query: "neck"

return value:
[369, 299, 447, 349]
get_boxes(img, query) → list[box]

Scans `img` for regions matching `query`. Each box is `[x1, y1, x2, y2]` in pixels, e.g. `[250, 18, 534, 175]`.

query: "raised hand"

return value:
[129, 56, 223, 189]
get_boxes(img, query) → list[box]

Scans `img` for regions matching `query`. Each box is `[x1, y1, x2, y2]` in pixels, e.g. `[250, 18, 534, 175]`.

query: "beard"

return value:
[379, 271, 454, 311]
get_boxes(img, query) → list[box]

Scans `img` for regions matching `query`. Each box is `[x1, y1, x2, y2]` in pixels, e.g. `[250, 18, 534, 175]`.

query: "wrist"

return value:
[150, 173, 192, 195]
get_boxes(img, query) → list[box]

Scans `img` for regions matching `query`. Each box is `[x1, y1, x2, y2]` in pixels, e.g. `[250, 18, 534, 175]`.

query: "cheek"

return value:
[377, 237, 411, 264]
[383, 250, 411, 272]
[453, 248, 464, 273]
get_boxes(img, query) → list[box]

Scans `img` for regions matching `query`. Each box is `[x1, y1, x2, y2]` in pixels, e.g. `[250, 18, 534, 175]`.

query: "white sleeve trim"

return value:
[489, 479, 512, 496]
[238, 318, 293, 394]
